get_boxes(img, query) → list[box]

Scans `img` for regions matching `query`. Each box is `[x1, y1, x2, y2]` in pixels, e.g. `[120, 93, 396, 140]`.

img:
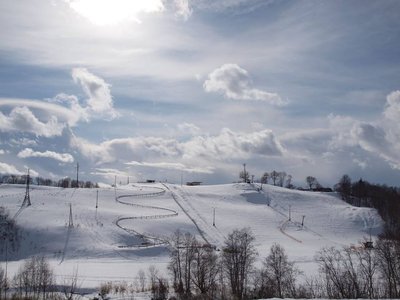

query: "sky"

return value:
[0, 0, 400, 187]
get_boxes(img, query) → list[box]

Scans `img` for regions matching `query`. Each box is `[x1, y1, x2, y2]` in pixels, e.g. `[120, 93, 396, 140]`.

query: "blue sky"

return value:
[1, 0, 400, 187]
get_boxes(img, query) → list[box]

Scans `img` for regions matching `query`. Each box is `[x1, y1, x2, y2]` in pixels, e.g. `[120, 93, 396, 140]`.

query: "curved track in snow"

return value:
[115, 185, 178, 247]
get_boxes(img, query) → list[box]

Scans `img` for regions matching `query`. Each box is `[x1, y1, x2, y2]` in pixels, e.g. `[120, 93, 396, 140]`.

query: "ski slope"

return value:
[0, 182, 383, 290]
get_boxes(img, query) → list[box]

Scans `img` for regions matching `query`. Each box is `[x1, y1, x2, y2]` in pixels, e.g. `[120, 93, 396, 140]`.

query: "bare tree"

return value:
[277, 172, 287, 187]
[0, 207, 20, 254]
[285, 174, 293, 189]
[306, 176, 318, 190]
[138, 269, 146, 292]
[148, 265, 159, 292]
[168, 230, 196, 297]
[262, 243, 299, 298]
[375, 238, 400, 298]
[62, 268, 81, 300]
[261, 172, 269, 184]
[270, 171, 279, 186]
[0, 266, 7, 300]
[334, 174, 352, 200]
[355, 245, 378, 299]
[316, 247, 364, 299]
[13, 256, 55, 299]
[221, 228, 257, 300]
[151, 277, 169, 300]
[191, 241, 219, 298]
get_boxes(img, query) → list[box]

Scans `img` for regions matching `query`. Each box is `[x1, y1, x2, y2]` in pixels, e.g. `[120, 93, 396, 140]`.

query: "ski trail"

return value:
[164, 184, 225, 248]
[279, 220, 302, 243]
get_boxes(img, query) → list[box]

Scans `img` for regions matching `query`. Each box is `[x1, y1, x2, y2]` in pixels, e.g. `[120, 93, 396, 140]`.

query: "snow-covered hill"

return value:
[0, 182, 383, 289]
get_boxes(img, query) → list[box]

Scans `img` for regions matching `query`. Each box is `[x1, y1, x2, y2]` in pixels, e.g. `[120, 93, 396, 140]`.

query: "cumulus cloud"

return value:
[0, 161, 24, 175]
[71, 67, 119, 120]
[0, 106, 64, 137]
[126, 161, 214, 174]
[351, 122, 400, 170]
[17, 148, 74, 163]
[70, 134, 181, 164]
[71, 127, 284, 168]
[203, 64, 286, 106]
[383, 90, 400, 122]
[183, 128, 284, 160]
[0, 67, 118, 138]
[0, 150, 4, 155]
[49, 93, 90, 122]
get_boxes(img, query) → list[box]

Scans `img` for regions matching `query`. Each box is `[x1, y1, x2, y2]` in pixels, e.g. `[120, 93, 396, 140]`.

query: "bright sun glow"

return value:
[68, 0, 164, 25]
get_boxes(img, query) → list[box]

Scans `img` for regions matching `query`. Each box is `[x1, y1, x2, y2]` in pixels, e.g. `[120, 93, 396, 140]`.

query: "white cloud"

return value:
[66, 0, 164, 25]
[90, 168, 130, 181]
[0, 98, 82, 127]
[25, 167, 39, 178]
[351, 122, 400, 170]
[0, 68, 118, 134]
[71, 68, 119, 120]
[71, 128, 284, 169]
[0, 150, 4, 155]
[0, 161, 24, 175]
[353, 158, 367, 169]
[49, 93, 90, 122]
[383, 90, 400, 122]
[0, 106, 64, 137]
[173, 0, 192, 20]
[126, 161, 214, 174]
[177, 122, 200, 135]
[70, 134, 181, 164]
[17, 148, 74, 163]
[10, 137, 37, 147]
[183, 128, 284, 160]
[203, 64, 285, 106]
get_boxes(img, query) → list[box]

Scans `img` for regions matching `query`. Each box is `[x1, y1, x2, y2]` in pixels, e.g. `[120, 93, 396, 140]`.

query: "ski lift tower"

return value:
[22, 169, 31, 207]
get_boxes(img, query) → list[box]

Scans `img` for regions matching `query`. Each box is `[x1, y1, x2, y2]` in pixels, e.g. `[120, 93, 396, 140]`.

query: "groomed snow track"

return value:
[115, 185, 178, 247]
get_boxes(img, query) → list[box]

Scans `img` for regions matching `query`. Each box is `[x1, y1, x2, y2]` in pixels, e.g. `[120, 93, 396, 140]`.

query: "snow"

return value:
[0, 182, 384, 295]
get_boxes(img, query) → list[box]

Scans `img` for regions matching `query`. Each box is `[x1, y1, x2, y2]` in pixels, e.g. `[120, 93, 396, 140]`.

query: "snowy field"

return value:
[0, 182, 383, 296]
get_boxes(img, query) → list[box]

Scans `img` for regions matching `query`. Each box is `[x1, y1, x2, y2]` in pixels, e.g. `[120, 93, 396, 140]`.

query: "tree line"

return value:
[0, 173, 99, 189]
[166, 228, 400, 300]
[241, 168, 332, 192]
[335, 175, 400, 239]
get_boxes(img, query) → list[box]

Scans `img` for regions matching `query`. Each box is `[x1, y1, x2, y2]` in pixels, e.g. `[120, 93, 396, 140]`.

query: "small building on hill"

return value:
[186, 181, 202, 186]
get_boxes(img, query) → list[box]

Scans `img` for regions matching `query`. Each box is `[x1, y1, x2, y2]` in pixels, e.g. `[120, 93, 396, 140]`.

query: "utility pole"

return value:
[68, 203, 74, 228]
[243, 163, 247, 183]
[213, 207, 216, 227]
[95, 190, 99, 221]
[76, 162, 79, 188]
[251, 175, 254, 184]
[22, 168, 31, 207]
[289, 205, 292, 221]
[114, 176, 117, 201]
[3, 234, 8, 299]
[301, 215, 305, 227]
